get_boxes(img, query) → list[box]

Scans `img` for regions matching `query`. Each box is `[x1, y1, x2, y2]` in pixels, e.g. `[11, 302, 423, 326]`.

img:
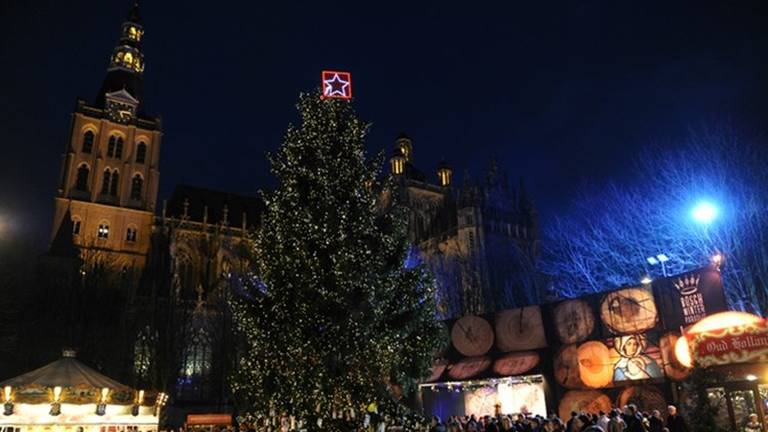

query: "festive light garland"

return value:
[228, 91, 443, 431]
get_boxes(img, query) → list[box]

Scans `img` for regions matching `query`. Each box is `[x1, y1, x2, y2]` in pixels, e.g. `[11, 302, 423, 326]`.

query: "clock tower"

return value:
[51, 1, 161, 273]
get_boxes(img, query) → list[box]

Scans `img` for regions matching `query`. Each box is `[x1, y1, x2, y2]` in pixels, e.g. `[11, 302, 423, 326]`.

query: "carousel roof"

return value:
[0, 350, 132, 391]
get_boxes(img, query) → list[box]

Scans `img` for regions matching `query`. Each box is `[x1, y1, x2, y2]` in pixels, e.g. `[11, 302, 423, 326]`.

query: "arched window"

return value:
[72, 217, 82, 235]
[108, 136, 117, 157]
[136, 142, 147, 164]
[82, 131, 94, 153]
[126, 226, 137, 242]
[97, 223, 110, 239]
[177, 326, 212, 400]
[130, 174, 143, 200]
[110, 171, 120, 196]
[115, 137, 124, 158]
[75, 164, 89, 191]
[101, 169, 112, 195]
[133, 326, 154, 382]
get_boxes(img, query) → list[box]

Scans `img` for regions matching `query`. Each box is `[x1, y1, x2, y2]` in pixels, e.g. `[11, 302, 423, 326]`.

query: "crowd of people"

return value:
[428, 405, 694, 432]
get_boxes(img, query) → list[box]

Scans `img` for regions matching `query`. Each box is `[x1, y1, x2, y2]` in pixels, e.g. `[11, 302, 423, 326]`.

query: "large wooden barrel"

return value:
[495, 306, 547, 352]
[425, 359, 448, 382]
[493, 351, 540, 376]
[600, 287, 658, 335]
[554, 345, 584, 389]
[553, 299, 595, 344]
[577, 341, 613, 388]
[558, 390, 612, 420]
[447, 356, 492, 380]
[451, 315, 495, 357]
[659, 332, 691, 381]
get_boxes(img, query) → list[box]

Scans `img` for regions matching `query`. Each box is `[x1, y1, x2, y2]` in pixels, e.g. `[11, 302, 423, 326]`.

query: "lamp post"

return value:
[646, 253, 670, 277]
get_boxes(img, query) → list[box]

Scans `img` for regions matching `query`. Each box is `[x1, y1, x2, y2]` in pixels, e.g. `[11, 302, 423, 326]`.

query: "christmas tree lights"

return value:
[229, 91, 442, 431]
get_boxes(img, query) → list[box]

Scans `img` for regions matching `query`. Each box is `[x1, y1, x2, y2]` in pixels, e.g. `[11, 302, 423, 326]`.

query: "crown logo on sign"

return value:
[674, 274, 700, 296]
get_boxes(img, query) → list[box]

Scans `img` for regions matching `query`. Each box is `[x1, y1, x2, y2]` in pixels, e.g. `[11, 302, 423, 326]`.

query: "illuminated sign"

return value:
[321, 70, 352, 100]
[687, 315, 768, 367]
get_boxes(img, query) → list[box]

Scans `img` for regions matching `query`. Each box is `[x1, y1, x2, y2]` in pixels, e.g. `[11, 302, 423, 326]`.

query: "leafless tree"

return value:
[541, 125, 768, 313]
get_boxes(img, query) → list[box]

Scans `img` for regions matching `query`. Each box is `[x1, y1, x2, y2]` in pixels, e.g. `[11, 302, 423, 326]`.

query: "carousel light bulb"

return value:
[3, 386, 10, 403]
[101, 387, 110, 403]
[137, 390, 145, 404]
[53, 386, 62, 402]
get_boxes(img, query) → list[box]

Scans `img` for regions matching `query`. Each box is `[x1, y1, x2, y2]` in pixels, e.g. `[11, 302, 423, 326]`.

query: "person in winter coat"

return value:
[607, 410, 625, 432]
[665, 406, 688, 432]
[744, 413, 763, 432]
[648, 410, 664, 432]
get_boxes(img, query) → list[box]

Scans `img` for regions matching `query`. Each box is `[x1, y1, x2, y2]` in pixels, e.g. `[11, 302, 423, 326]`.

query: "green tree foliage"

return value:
[229, 92, 442, 430]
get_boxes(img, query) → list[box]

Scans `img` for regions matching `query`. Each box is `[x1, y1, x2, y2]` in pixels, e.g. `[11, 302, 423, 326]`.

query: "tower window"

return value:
[75, 164, 90, 191]
[101, 169, 112, 195]
[82, 131, 94, 153]
[110, 171, 120, 196]
[131, 174, 143, 200]
[72, 219, 81, 235]
[97, 223, 110, 239]
[108, 136, 117, 157]
[115, 137, 124, 158]
[136, 142, 147, 164]
[126, 227, 137, 242]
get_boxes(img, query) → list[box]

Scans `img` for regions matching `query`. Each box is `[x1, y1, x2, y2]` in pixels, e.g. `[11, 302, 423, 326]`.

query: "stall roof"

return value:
[0, 350, 131, 391]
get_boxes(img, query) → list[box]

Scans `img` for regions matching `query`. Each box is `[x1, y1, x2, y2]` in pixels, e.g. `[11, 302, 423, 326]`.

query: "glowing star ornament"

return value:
[321, 70, 352, 100]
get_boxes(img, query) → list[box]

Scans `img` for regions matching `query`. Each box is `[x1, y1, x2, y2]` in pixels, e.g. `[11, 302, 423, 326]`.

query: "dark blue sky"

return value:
[1, 0, 766, 245]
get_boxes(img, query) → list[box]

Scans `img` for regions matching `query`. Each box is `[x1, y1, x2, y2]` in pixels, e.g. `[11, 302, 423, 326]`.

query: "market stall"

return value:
[0, 350, 166, 432]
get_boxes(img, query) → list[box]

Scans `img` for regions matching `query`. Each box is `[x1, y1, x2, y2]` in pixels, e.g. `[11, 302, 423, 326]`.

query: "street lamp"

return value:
[646, 253, 670, 277]
[691, 201, 718, 225]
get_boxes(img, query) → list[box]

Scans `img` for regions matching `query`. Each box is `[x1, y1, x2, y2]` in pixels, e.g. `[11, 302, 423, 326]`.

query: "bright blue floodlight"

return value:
[691, 201, 718, 225]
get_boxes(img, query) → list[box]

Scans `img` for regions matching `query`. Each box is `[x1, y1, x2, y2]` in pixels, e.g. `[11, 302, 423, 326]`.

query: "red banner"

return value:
[688, 319, 768, 367]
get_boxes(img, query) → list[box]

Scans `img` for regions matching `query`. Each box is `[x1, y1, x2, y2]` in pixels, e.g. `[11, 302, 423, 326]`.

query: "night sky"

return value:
[1, 1, 767, 246]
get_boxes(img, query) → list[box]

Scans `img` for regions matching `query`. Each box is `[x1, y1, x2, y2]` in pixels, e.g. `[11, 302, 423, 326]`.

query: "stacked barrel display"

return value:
[425, 266, 728, 418]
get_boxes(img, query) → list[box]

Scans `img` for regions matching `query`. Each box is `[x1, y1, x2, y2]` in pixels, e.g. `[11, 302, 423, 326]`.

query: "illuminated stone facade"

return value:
[51, 2, 160, 274]
[388, 134, 540, 316]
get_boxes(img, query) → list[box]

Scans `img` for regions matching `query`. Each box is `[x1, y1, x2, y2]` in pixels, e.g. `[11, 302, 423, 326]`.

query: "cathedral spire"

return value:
[96, 1, 146, 107]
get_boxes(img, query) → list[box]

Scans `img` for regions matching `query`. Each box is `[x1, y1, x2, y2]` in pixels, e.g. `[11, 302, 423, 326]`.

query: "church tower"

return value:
[51, 1, 161, 272]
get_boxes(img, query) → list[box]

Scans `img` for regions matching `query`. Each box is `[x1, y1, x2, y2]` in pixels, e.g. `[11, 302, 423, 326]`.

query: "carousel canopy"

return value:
[0, 350, 132, 392]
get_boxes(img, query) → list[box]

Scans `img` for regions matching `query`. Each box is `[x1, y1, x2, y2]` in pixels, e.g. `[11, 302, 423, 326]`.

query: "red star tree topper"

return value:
[321, 70, 352, 100]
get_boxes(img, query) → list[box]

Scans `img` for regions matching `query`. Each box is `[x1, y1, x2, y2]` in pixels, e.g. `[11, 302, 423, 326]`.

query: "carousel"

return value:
[0, 350, 167, 432]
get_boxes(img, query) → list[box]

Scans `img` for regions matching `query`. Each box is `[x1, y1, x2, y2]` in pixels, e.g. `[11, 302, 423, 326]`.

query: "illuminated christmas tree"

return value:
[229, 91, 442, 431]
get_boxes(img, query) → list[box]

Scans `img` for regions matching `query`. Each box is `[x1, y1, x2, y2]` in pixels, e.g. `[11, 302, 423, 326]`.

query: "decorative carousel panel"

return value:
[600, 287, 658, 335]
[451, 315, 494, 357]
[659, 332, 691, 381]
[553, 299, 595, 344]
[11, 385, 49, 404]
[606, 334, 664, 382]
[492, 352, 540, 376]
[617, 385, 667, 414]
[495, 306, 547, 352]
[63, 385, 100, 404]
[558, 390, 612, 421]
[447, 356, 492, 380]
[554, 345, 584, 389]
[576, 341, 613, 389]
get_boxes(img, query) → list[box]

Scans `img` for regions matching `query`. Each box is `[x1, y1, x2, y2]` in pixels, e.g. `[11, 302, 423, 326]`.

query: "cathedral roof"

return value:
[166, 185, 264, 229]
